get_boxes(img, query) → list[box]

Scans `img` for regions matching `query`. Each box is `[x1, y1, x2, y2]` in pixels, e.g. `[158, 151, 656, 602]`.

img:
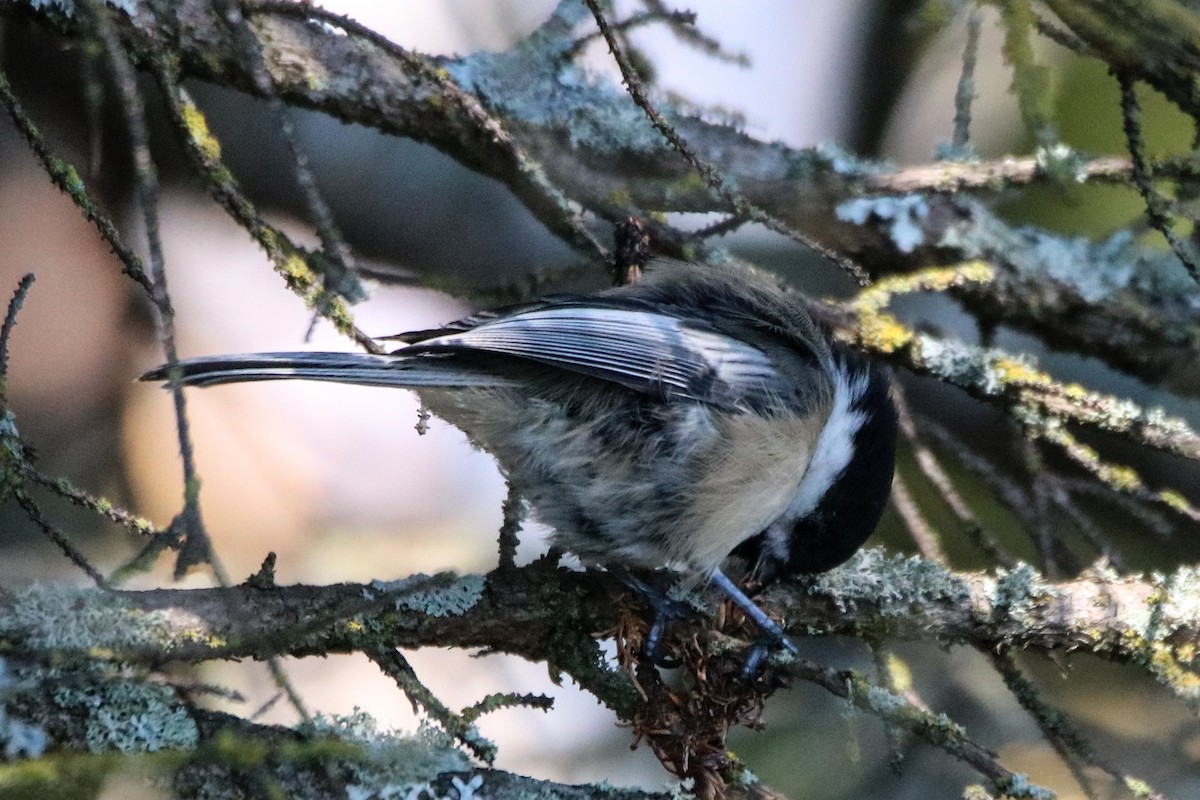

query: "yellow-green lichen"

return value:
[992, 358, 1051, 388]
[606, 188, 632, 208]
[855, 311, 913, 354]
[179, 98, 222, 162]
[1158, 489, 1190, 512]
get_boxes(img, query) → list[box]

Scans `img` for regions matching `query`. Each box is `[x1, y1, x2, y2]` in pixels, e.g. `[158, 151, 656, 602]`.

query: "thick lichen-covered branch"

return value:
[4, 553, 1199, 692]
[17, 554, 1200, 798]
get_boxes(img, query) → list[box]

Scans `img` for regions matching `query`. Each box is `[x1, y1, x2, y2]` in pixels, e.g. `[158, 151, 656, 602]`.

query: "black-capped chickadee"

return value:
[144, 260, 897, 665]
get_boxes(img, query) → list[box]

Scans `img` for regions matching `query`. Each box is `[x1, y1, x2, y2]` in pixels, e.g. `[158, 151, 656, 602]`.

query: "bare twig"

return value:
[847, 264, 1200, 526]
[895, 392, 1017, 568]
[987, 648, 1164, 800]
[212, 0, 365, 334]
[13, 490, 108, 588]
[1117, 71, 1200, 285]
[497, 481, 524, 571]
[582, 0, 871, 285]
[0, 68, 152, 293]
[783, 654, 1054, 798]
[951, 7, 982, 152]
[0, 273, 34, 380]
[365, 644, 495, 762]
[891, 473, 949, 564]
[84, 0, 223, 582]
[23, 468, 163, 539]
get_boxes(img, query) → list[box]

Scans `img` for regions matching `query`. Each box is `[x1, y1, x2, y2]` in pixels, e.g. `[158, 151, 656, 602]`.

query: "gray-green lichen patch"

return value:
[52, 676, 198, 753]
[997, 771, 1056, 800]
[314, 710, 472, 798]
[444, 1, 666, 154]
[990, 563, 1051, 619]
[1, 584, 196, 653]
[939, 200, 1200, 309]
[1034, 143, 1088, 184]
[806, 549, 971, 614]
[910, 337, 1028, 396]
[836, 194, 931, 254]
[0, 659, 49, 759]
[392, 575, 486, 619]
[1155, 565, 1200, 639]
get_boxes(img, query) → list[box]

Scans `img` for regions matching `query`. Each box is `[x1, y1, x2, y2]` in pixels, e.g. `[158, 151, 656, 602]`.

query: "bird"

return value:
[143, 260, 897, 668]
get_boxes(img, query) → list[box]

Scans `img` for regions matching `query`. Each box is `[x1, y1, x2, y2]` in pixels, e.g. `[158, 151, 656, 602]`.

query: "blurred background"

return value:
[0, 1, 1198, 797]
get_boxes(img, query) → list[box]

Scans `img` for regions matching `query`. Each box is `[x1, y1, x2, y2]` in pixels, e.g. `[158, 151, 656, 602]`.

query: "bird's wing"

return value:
[405, 304, 781, 408]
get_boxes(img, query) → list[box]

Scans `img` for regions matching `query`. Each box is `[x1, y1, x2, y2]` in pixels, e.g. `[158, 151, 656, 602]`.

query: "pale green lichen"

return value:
[314, 710, 471, 797]
[385, 575, 485, 618]
[807, 549, 971, 615]
[1, 585, 174, 652]
[991, 563, 1043, 617]
[938, 201, 1200, 307]
[1, 584, 197, 653]
[1034, 143, 1088, 183]
[836, 194, 931, 254]
[0, 659, 48, 759]
[52, 677, 198, 753]
[662, 777, 697, 800]
[445, 2, 663, 154]
[995, 771, 1055, 800]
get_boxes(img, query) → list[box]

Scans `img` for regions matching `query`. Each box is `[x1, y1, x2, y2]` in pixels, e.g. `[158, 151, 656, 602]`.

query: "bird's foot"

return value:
[709, 568, 799, 678]
[613, 568, 695, 667]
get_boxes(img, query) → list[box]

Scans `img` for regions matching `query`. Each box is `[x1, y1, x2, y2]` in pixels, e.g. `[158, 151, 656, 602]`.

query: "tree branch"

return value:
[5, 553, 1197, 690]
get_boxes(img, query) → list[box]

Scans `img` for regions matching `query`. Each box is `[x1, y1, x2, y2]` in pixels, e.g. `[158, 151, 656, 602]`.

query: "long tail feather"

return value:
[140, 352, 509, 390]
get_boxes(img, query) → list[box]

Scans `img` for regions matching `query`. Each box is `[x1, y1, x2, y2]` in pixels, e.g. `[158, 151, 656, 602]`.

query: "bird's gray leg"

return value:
[710, 568, 799, 677]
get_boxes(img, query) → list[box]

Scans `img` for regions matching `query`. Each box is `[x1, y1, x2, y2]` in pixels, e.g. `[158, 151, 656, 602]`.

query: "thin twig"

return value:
[850, 267, 1200, 521]
[689, 213, 748, 241]
[0, 273, 107, 587]
[783, 654, 1054, 799]
[1029, 417, 1200, 522]
[212, 0, 364, 335]
[1117, 71, 1200, 285]
[365, 644, 495, 763]
[917, 418, 1031, 567]
[1042, 475, 1128, 572]
[23, 468, 163, 539]
[0, 67, 152, 293]
[14, 490, 108, 587]
[987, 647, 1165, 800]
[641, 0, 749, 66]
[0, 273, 34, 380]
[148, 63, 380, 352]
[1024, 443, 1065, 578]
[896, 393, 1017, 568]
[84, 0, 225, 583]
[1058, 476, 1174, 539]
[891, 473, 949, 564]
[1033, 15, 1093, 57]
[582, 0, 871, 285]
[951, 7, 982, 151]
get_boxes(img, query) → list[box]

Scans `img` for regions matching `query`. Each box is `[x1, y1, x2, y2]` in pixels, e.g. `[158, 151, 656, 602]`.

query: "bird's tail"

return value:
[140, 351, 509, 390]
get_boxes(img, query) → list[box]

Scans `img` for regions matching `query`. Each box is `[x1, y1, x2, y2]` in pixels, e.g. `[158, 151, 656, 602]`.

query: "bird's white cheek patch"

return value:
[783, 365, 870, 523]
